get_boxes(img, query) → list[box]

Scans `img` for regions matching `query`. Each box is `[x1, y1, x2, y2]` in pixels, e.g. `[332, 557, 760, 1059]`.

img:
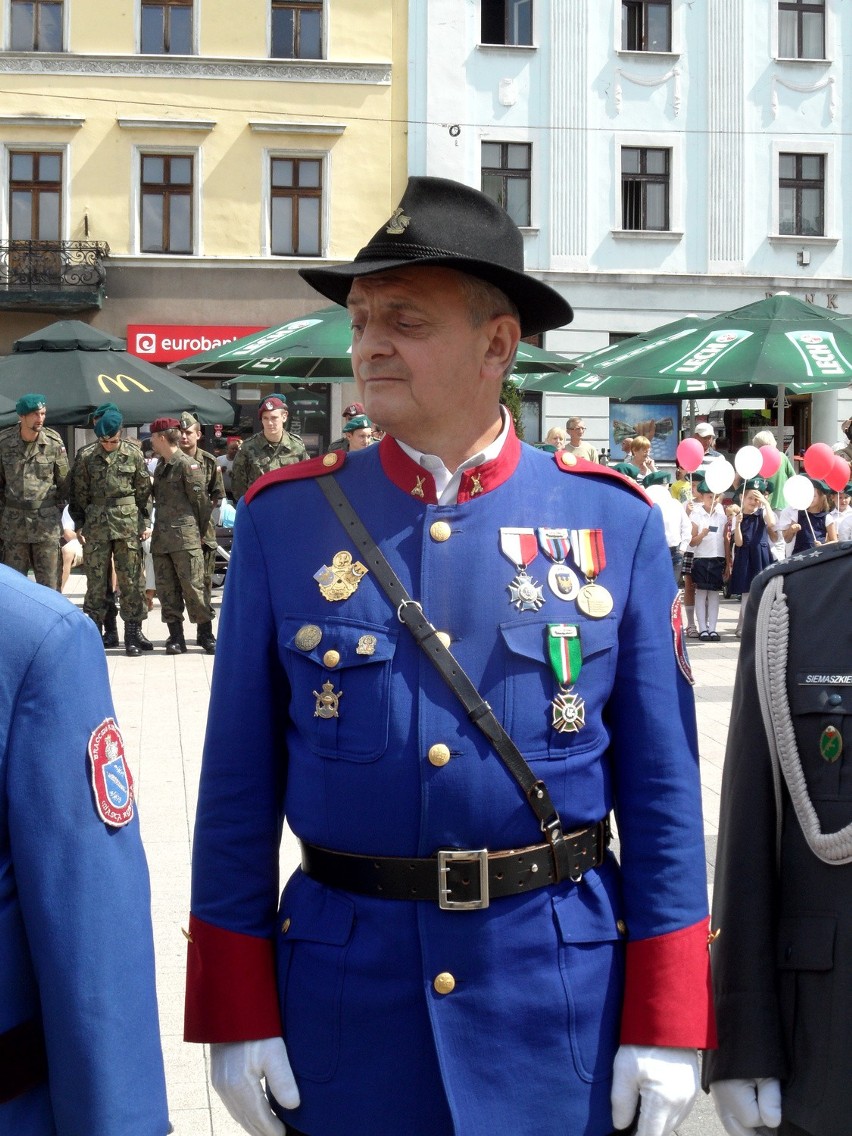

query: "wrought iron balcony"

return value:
[0, 240, 110, 312]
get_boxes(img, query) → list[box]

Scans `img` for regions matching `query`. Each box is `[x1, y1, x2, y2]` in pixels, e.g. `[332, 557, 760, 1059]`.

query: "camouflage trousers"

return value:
[3, 541, 61, 591]
[201, 544, 217, 622]
[153, 548, 209, 624]
[83, 538, 146, 623]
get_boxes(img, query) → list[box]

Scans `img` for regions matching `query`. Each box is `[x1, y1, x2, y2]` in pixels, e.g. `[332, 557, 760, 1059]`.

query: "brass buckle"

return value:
[437, 848, 490, 911]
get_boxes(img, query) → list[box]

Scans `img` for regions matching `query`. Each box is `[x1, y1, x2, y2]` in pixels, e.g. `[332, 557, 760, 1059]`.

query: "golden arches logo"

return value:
[97, 373, 154, 394]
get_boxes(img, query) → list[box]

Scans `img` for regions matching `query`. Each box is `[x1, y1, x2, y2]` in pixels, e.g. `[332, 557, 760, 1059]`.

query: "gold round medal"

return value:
[576, 583, 614, 619]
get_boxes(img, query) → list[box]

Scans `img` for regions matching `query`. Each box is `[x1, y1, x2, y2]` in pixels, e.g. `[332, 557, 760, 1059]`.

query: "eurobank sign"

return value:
[127, 324, 264, 364]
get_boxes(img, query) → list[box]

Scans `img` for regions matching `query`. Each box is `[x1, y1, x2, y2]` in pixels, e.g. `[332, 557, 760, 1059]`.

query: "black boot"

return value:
[134, 622, 154, 651]
[196, 621, 216, 655]
[124, 621, 142, 657]
[164, 621, 187, 655]
[102, 605, 119, 648]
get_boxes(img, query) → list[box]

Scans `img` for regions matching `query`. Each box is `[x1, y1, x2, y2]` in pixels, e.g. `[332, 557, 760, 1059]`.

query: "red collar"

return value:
[378, 425, 522, 505]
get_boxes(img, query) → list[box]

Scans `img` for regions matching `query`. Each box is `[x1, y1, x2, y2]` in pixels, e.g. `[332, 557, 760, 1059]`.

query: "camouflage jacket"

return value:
[185, 446, 224, 549]
[69, 439, 152, 541]
[151, 449, 211, 555]
[0, 424, 69, 543]
[230, 430, 307, 500]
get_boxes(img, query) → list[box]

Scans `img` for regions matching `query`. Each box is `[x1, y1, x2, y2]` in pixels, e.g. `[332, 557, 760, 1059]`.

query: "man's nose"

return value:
[356, 318, 394, 359]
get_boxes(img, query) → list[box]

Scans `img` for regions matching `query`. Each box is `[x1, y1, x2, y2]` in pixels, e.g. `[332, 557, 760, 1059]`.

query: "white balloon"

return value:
[783, 474, 815, 511]
[734, 445, 763, 480]
[704, 459, 736, 495]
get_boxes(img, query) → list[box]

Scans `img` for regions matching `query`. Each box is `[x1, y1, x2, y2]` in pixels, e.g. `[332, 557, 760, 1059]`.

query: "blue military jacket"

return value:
[0, 566, 168, 1135]
[187, 430, 713, 1136]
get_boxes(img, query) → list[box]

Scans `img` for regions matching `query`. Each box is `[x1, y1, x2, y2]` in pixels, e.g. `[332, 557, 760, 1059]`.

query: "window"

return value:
[141, 0, 193, 54]
[622, 0, 671, 51]
[9, 151, 62, 240]
[779, 153, 824, 236]
[481, 0, 532, 46]
[778, 0, 825, 59]
[621, 147, 669, 230]
[481, 142, 531, 227]
[10, 0, 63, 51]
[140, 153, 193, 253]
[271, 0, 322, 58]
[270, 157, 322, 256]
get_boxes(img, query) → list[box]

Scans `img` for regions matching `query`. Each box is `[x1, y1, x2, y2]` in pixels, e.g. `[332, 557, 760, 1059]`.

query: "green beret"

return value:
[93, 402, 119, 421]
[807, 477, 831, 494]
[643, 470, 671, 488]
[845, 482, 852, 495]
[612, 462, 640, 481]
[741, 476, 768, 494]
[343, 414, 371, 433]
[94, 407, 123, 437]
[16, 393, 46, 415]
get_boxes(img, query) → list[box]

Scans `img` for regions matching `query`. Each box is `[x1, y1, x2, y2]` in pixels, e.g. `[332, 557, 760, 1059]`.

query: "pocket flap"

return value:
[280, 616, 397, 671]
[500, 616, 617, 666]
[281, 875, 355, 946]
[777, 914, 836, 971]
[552, 874, 623, 945]
[790, 677, 852, 717]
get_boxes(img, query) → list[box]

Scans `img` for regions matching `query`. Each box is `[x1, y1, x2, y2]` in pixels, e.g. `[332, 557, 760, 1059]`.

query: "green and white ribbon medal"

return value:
[548, 623, 585, 733]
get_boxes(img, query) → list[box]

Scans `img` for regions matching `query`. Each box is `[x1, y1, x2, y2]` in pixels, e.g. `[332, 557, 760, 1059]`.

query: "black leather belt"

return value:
[300, 820, 609, 911]
[0, 1017, 48, 1104]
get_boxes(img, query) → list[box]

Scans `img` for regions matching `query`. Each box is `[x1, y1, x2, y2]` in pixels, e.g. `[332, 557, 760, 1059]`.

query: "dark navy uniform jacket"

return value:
[0, 566, 169, 1134]
[186, 429, 714, 1136]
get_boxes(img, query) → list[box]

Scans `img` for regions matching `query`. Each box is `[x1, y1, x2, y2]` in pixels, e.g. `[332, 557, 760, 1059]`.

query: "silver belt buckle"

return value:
[437, 848, 490, 911]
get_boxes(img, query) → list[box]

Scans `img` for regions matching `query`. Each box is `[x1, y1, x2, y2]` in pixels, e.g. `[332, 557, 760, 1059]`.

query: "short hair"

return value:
[752, 430, 777, 448]
[160, 427, 181, 445]
[456, 272, 520, 379]
[630, 435, 651, 451]
[544, 427, 566, 446]
[566, 417, 585, 430]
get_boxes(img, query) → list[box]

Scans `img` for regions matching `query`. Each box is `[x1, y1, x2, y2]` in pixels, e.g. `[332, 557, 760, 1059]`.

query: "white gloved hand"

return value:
[611, 1045, 700, 1136]
[710, 1077, 782, 1136]
[210, 1038, 301, 1136]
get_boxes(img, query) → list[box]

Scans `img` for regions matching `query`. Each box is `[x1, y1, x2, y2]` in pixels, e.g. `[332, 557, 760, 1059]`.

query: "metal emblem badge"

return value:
[412, 476, 426, 499]
[295, 624, 323, 652]
[552, 689, 586, 734]
[314, 551, 369, 602]
[576, 582, 614, 619]
[507, 570, 545, 612]
[548, 563, 580, 601]
[356, 635, 377, 656]
[313, 680, 343, 719]
[820, 725, 843, 763]
[385, 207, 410, 236]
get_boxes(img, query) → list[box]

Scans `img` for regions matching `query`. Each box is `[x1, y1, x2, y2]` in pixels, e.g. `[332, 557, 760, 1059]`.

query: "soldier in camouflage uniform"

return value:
[69, 404, 153, 657]
[149, 418, 212, 655]
[0, 393, 68, 589]
[178, 412, 224, 655]
[230, 394, 307, 501]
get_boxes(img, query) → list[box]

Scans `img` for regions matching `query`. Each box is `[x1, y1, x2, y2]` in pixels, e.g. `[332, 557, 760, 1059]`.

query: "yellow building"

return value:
[0, 0, 407, 440]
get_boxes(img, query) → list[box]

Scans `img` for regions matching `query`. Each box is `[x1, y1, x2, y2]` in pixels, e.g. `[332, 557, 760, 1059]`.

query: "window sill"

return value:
[476, 43, 537, 53]
[768, 234, 838, 246]
[773, 56, 831, 65]
[518, 227, 541, 236]
[611, 229, 683, 241]
[616, 49, 680, 60]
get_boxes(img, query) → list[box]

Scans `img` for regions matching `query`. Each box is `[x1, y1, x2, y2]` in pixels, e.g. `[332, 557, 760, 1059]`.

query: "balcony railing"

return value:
[0, 240, 110, 311]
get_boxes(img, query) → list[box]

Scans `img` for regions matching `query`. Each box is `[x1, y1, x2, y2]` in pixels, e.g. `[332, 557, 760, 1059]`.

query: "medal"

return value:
[820, 724, 842, 763]
[313, 680, 343, 719]
[295, 624, 322, 651]
[569, 529, 613, 619]
[538, 527, 579, 601]
[314, 550, 369, 602]
[547, 623, 585, 733]
[500, 528, 545, 611]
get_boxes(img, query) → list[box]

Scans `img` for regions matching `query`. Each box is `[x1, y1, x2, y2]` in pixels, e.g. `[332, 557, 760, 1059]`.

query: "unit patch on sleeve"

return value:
[671, 594, 695, 686]
[88, 717, 135, 827]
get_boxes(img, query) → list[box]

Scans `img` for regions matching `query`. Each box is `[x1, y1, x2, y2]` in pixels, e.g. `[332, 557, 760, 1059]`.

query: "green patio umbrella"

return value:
[173, 305, 575, 382]
[0, 320, 235, 427]
[0, 391, 19, 428]
[521, 296, 852, 403]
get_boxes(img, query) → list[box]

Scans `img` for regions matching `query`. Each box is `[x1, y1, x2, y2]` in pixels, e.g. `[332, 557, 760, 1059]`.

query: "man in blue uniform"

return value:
[0, 564, 169, 1133]
[186, 177, 715, 1136]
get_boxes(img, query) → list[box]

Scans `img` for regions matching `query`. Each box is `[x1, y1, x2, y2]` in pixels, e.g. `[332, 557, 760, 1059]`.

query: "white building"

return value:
[409, 0, 851, 457]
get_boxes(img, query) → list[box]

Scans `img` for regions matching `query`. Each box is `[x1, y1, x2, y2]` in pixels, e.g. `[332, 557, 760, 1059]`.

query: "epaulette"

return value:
[554, 451, 651, 504]
[244, 450, 347, 505]
[761, 538, 852, 580]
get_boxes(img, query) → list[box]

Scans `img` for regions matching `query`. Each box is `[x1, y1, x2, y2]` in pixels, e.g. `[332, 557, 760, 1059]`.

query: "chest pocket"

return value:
[499, 616, 618, 760]
[789, 679, 852, 799]
[279, 616, 398, 762]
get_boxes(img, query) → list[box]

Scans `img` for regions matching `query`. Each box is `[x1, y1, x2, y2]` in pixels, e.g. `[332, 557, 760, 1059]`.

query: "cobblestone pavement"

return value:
[62, 574, 738, 1135]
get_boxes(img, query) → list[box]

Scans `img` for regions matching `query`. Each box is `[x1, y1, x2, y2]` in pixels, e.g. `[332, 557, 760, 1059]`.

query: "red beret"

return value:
[150, 417, 180, 433]
[343, 402, 365, 417]
[258, 396, 287, 418]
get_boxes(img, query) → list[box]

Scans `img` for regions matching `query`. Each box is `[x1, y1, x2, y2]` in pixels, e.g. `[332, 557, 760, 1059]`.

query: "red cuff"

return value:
[184, 914, 283, 1043]
[620, 918, 717, 1048]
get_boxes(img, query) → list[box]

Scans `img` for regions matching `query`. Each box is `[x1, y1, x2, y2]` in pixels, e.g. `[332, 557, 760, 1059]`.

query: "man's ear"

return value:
[482, 315, 521, 380]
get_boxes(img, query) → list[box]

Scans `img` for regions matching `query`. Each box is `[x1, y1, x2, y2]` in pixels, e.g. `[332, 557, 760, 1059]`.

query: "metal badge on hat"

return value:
[500, 528, 545, 611]
[547, 624, 585, 733]
[314, 550, 369, 602]
[538, 527, 580, 601]
[569, 529, 613, 618]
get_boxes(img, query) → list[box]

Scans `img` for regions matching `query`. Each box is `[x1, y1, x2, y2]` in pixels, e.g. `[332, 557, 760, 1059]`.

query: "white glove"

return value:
[210, 1038, 301, 1136]
[710, 1077, 782, 1136]
[611, 1045, 700, 1136]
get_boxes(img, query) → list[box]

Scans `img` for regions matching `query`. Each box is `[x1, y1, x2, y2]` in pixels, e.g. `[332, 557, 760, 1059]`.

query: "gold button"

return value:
[430, 521, 452, 542]
[433, 972, 455, 995]
[282, 917, 291, 934]
[560, 452, 577, 467]
[616, 920, 627, 936]
[323, 453, 338, 467]
[435, 631, 451, 649]
[323, 649, 341, 668]
[428, 743, 451, 767]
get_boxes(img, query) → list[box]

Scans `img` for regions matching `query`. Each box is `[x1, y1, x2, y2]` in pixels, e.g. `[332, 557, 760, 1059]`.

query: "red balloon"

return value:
[826, 454, 851, 493]
[803, 442, 835, 481]
[676, 438, 705, 473]
[759, 445, 782, 478]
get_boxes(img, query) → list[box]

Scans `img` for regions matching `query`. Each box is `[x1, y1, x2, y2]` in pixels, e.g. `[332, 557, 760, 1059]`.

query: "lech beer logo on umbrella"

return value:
[661, 330, 752, 375]
[787, 331, 852, 377]
[88, 717, 135, 827]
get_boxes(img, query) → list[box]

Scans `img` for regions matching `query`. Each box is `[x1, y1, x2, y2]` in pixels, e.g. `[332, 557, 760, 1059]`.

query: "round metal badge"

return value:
[295, 624, 323, 651]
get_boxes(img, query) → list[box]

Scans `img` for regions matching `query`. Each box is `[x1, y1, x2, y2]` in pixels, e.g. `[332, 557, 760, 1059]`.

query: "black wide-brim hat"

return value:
[300, 176, 573, 338]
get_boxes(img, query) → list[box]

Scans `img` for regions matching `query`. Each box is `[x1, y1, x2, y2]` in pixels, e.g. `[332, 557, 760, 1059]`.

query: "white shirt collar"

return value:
[395, 407, 511, 505]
